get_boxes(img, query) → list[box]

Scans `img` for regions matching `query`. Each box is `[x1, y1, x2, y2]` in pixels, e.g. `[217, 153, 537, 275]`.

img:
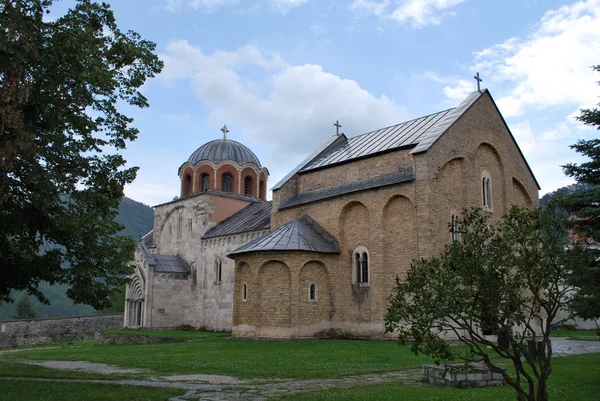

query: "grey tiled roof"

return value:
[138, 243, 190, 274]
[278, 171, 415, 210]
[228, 216, 340, 256]
[203, 201, 272, 239]
[187, 139, 262, 167]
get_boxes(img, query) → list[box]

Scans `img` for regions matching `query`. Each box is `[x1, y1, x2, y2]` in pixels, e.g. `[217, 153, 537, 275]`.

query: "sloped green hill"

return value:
[0, 197, 153, 320]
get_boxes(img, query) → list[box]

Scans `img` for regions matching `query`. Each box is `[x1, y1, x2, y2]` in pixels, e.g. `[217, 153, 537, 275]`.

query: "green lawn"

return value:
[550, 329, 599, 341]
[0, 380, 183, 401]
[275, 353, 600, 401]
[5, 333, 441, 379]
[101, 328, 230, 340]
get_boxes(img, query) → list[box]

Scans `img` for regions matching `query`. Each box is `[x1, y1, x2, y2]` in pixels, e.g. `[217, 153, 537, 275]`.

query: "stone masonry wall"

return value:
[242, 91, 540, 339]
[0, 313, 123, 348]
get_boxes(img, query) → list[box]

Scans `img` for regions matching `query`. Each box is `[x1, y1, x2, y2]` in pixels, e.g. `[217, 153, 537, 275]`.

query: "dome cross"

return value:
[221, 125, 229, 140]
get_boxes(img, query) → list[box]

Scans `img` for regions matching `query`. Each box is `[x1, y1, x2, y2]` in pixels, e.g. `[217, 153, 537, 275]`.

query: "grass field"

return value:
[3, 332, 442, 379]
[275, 353, 600, 401]
[0, 380, 182, 401]
[550, 329, 599, 341]
[1, 330, 599, 401]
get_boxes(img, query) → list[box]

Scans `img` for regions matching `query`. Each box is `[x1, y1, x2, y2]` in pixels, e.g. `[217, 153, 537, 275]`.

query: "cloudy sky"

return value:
[55, 0, 600, 206]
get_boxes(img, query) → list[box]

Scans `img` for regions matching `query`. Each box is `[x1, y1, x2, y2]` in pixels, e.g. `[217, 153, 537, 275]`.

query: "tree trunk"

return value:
[537, 376, 549, 401]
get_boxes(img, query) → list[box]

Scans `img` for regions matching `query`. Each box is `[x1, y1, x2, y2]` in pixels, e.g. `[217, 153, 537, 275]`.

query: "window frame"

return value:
[352, 246, 370, 285]
[214, 259, 222, 284]
[201, 173, 210, 192]
[242, 282, 247, 302]
[222, 173, 233, 193]
[481, 170, 493, 211]
[308, 282, 318, 301]
[244, 175, 253, 196]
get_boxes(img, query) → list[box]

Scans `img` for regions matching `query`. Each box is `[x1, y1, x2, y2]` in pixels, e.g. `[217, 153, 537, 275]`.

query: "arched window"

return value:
[353, 247, 369, 284]
[222, 173, 233, 193]
[309, 283, 317, 301]
[201, 174, 210, 192]
[481, 171, 492, 211]
[184, 174, 192, 195]
[242, 282, 247, 301]
[259, 180, 265, 199]
[451, 214, 461, 242]
[244, 176, 253, 196]
[214, 259, 222, 284]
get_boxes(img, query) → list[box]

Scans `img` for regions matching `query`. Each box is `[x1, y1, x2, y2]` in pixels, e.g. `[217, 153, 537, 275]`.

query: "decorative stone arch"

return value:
[259, 171, 268, 200]
[217, 164, 239, 193]
[126, 275, 145, 327]
[158, 205, 192, 247]
[194, 164, 215, 193]
[258, 260, 291, 327]
[233, 262, 254, 326]
[241, 167, 257, 197]
[476, 142, 506, 215]
[180, 167, 194, 197]
[382, 195, 416, 282]
[298, 260, 331, 327]
[352, 246, 370, 285]
[512, 177, 533, 207]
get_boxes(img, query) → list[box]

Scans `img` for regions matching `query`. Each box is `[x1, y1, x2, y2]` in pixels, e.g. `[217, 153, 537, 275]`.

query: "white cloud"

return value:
[449, 0, 600, 117]
[509, 120, 536, 155]
[162, 0, 308, 13]
[270, 0, 310, 13]
[158, 40, 409, 167]
[350, 0, 466, 27]
[164, 0, 237, 12]
[433, 0, 600, 195]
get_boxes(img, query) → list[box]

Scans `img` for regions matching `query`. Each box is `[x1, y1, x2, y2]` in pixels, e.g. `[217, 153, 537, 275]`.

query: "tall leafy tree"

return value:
[14, 294, 37, 319]
[385, 206, 593, 401]
[561, 64, 600, 326]
[0, 1, 162, 308]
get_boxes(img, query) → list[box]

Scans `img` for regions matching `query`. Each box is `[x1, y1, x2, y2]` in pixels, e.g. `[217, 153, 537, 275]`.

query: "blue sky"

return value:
[54, 0, 600, 205]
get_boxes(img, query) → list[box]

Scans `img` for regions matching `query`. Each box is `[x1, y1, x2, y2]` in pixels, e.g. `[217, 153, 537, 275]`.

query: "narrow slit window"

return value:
[309, 283, 316, 300]
[242, 283, 247, 301]
[361, 252, 369, 283]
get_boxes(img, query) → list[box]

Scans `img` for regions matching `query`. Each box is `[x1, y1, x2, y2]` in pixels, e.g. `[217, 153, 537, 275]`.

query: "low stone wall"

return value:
[423, 364, 506, 388]
[0, 313, 123, 349]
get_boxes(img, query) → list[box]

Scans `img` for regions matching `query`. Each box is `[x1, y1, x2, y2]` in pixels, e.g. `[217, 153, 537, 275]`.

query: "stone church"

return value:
[124, 89, 539, 339]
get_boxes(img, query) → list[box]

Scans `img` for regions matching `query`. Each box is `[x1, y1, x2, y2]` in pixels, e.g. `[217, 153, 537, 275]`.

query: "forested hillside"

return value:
[0, 197, 153, 320]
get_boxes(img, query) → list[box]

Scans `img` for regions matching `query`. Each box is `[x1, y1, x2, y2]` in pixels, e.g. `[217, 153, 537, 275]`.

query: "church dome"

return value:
[187, 139, 262, 167]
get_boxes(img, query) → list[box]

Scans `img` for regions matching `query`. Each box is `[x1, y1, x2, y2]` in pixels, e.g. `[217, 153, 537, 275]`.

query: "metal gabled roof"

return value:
[203, 201, 272, 239]
[272, 134, 348, 191]
[409, 90, 484, 154]
[301, 109, 454, 172]
[279, 171, 415, 209]
[228, 216, 340, 256]
[274, 90, 487, 181]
